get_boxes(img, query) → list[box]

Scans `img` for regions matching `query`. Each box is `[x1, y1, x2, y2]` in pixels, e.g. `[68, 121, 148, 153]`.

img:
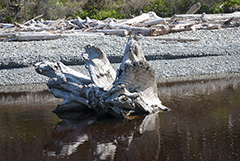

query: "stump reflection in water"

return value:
[44, 113, 160, 161]
[0, 76, 239, 161]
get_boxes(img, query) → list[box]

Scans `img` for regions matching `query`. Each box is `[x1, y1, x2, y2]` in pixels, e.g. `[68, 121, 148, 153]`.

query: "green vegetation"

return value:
[0, 0, 239, 23]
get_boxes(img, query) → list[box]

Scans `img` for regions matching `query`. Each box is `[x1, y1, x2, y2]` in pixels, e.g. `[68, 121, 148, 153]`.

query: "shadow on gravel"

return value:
[0, 52, 225, 69]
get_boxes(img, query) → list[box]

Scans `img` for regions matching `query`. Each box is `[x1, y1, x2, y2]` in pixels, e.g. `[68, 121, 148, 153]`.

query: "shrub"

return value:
[0, 0, 239, 23]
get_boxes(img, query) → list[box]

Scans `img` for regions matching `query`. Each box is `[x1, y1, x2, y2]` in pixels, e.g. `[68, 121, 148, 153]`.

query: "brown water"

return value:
[0, 77, 240, 161]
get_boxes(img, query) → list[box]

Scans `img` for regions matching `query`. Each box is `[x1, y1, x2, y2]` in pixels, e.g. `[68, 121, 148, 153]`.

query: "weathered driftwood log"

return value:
[186, 3, 201, 14]
[2, 31, 104, 41]
[35, 36, 169, 118]
[171, 12, 240, 20]
[142, 18, 166, 27]
[0, 23, 15, 28]
[109, 22, 158, 36]
[119, 11, 161, 25]
[95, 29, 128, 36]
[169, 23, 194, 32]
[139, 36, 200, 42]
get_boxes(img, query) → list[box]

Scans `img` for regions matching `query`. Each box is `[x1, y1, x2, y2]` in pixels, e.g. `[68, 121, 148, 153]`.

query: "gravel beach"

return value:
[0, 27, 240, 90]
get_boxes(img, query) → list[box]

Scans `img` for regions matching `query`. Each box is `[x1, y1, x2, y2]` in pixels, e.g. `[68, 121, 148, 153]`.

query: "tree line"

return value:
[0, 0, 239, 23]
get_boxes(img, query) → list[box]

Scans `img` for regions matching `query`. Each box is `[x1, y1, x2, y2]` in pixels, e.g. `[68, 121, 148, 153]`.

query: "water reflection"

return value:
[0, 76, 240, 161]
[157, 77, 240, 161]
[44, 113, 161, 161]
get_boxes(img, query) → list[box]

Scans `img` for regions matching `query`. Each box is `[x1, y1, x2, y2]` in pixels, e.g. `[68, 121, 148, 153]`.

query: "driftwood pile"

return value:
[0, 4, 240, 41]
[35, 36, 170, 118]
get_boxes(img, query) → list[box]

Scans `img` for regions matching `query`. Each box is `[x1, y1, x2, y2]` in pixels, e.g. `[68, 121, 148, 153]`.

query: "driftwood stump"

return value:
[35, 36, 169, 118]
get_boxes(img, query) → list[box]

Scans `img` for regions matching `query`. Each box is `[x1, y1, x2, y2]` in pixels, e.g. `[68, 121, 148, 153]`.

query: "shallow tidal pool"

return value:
[0, 77, 240, 161]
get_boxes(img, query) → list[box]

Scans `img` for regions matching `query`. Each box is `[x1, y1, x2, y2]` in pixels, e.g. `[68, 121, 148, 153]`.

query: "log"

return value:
[142, 18, 166, 27]
[0, 23, 15, 28]
[3, 31, 104, 41]
[95, 29, 128, 36]
[35, 36, 169, 118]
[139, 36, 200, 42]
[109, 22, 157, 36]
[169, 23, 194, 32]
[186, 3, 201, 14]
[119, 12, 161, 25]
[171, 12, 240, 20]
[14, 22, 54, 31]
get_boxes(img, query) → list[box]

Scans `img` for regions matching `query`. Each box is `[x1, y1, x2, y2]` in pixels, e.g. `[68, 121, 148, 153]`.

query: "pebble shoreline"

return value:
[0, 27, 240, 89]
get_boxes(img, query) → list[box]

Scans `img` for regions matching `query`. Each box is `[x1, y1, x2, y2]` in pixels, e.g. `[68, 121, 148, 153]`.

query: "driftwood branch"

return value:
[35, 36, 169, 118]
[23, 14, 43, 25]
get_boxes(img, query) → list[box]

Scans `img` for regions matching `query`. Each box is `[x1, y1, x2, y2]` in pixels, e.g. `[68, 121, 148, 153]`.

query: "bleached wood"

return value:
[35, 37, 169, 118]
[0, 23, 15, 28]
[139, 36, 200, 42]
[49, 19, 65, 28]
[95, 29, 128, 36]
[35, 61, 92, 112]
[1, 11, 240, 42]
[82, 45, 116, 90]
[23, 14, 43, 25]
[172, 12, 240, 20]
[143, 18, 166, 26]
[170, 23, 194, 32]
[200, 12, 207, 22]
[114, 37, 169, 112]
[186, 3, 201, 14]
[72, 16, 84, 27]
[109, 22, 157, 36]
[120, 12, 160, 25]
[3, 32, 104, 41]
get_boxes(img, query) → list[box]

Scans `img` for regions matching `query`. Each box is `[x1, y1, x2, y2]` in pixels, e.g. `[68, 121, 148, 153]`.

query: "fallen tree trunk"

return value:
[35, 36, 169, 118]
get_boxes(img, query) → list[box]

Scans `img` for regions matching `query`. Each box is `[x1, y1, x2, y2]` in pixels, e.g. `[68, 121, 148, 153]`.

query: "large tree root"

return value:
[35, 36, 169, 118]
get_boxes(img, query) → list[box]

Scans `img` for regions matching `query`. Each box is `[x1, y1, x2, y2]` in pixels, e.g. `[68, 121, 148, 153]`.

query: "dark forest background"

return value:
[1, 0, 240, 23]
